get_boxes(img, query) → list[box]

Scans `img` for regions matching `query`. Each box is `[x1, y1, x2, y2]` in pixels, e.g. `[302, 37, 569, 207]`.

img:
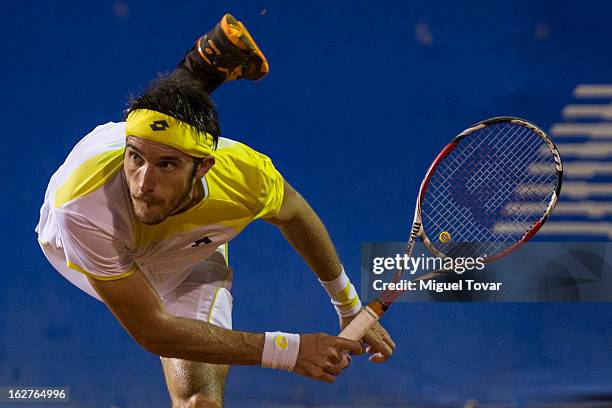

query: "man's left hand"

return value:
[339, 316, 395, 363]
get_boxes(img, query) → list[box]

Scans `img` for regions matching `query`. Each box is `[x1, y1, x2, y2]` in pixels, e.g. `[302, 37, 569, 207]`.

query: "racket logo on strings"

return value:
[439, 231, 452, 243]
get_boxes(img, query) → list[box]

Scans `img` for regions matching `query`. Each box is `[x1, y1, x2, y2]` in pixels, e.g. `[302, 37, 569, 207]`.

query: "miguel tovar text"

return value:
[373, 279, 502, 293]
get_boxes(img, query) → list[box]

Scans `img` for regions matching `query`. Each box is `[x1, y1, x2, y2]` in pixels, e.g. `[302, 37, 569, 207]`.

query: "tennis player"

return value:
[36, 14, 394, 407]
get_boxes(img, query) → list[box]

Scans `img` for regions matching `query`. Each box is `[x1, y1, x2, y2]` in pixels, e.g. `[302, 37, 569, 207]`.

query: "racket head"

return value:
[416, 116, 563, 262]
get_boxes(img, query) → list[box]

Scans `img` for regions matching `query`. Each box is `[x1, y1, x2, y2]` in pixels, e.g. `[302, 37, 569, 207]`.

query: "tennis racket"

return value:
[339, 116, 563, 341]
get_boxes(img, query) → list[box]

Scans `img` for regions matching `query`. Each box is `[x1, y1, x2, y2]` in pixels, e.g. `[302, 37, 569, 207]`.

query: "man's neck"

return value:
[171, 179, 205, 216]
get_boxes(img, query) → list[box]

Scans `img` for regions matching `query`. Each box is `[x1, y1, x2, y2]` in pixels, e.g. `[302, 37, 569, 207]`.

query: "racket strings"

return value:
[469, 130, 550, 224]
[432, 124, 509, 187]
[424, 125, 524, 234]
[421, 122, 558, 259]
[441, 133, 552, 250]
[423, 127, 531, 244]
[448, 127, 553, 245]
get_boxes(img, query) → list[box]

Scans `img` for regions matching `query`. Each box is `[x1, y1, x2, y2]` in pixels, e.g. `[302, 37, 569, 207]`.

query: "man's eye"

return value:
[160, 162, 176, 171]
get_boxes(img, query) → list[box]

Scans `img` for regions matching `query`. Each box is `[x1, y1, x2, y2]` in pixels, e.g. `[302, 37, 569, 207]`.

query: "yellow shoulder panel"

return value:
[207, 141, 275, 211]
[55, 149, 124, 208]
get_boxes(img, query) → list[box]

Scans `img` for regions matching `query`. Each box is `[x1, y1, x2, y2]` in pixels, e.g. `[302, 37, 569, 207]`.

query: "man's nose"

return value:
[136, 165, 156, 193]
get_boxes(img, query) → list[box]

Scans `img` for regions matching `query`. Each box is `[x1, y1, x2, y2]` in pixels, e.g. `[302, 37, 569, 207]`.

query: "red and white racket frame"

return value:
[339, 117, 563, 341]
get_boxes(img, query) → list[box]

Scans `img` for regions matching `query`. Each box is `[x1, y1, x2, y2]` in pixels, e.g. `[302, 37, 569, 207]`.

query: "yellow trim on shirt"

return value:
[55, 148, 124, 208]
[66, 261, 136, 281]
[207, 288, 221, 324]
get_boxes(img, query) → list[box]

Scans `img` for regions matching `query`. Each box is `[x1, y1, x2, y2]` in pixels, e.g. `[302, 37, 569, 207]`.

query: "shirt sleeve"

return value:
[250, 150, 285, 220]
[55, 209, 136, 281]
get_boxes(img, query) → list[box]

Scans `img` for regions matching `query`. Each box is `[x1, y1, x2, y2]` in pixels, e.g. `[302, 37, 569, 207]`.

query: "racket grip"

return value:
[338, 299, 386, 341]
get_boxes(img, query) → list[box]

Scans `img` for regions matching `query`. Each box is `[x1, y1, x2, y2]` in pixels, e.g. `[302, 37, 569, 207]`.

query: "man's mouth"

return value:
[132, 196, 162, 206]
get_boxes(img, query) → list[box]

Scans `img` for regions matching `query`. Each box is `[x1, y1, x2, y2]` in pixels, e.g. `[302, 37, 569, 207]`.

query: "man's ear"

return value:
[196, 155, 215, 178]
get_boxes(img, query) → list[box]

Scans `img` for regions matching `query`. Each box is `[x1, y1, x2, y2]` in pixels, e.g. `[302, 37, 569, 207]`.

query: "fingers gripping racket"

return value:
[339, 117, 563, 341]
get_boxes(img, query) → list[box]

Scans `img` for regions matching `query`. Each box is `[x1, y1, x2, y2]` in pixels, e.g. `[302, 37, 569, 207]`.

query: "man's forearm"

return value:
[274, 194, 343, 282]
[267, 183, 364, 318]
[142, 313, 264, 365]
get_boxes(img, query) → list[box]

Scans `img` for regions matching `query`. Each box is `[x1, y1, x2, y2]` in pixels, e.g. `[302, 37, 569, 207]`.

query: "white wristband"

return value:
[319, 266, 362, 318]
[261, 331, 300, 371]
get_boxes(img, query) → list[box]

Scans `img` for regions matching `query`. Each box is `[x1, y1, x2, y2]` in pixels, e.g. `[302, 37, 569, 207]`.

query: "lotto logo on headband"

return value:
[126, 109, 214, 158]
[149, 120, 169, 131]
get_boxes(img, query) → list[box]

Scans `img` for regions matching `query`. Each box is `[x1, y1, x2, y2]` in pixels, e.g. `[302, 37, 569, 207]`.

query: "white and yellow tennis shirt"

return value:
[36, 122, 284, 296]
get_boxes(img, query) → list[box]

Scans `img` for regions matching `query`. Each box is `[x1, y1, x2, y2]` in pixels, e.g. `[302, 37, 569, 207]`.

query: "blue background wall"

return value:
[2, 1, 612, 406]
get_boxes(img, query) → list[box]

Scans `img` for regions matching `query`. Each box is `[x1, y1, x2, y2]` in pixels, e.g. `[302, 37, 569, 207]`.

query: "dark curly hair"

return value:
[125, 69, 220, 150]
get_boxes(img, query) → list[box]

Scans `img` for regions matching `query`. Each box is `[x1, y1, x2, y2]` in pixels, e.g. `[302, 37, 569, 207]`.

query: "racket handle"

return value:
[338, 299, 387, 341]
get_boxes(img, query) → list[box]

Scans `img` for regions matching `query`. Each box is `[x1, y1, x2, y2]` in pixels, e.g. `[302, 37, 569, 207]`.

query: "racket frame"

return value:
[338, 117, 563, 341]
[417, 117, 563, 263]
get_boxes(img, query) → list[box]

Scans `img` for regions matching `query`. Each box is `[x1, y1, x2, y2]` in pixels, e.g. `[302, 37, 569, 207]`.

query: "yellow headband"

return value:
[125, 109, 215, 158]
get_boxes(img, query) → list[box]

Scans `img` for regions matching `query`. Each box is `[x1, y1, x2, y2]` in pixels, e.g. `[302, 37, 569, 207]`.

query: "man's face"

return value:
[124, 136, 197, 225]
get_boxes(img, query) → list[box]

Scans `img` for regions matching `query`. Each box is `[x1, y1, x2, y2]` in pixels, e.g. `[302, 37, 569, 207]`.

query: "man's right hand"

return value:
[293, 333, 363, 383]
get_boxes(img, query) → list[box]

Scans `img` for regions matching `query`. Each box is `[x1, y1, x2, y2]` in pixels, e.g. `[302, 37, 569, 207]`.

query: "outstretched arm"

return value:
[87, 269, 362, 382]
[88, 270, 262, 365]
[265, 180, 396, 362]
